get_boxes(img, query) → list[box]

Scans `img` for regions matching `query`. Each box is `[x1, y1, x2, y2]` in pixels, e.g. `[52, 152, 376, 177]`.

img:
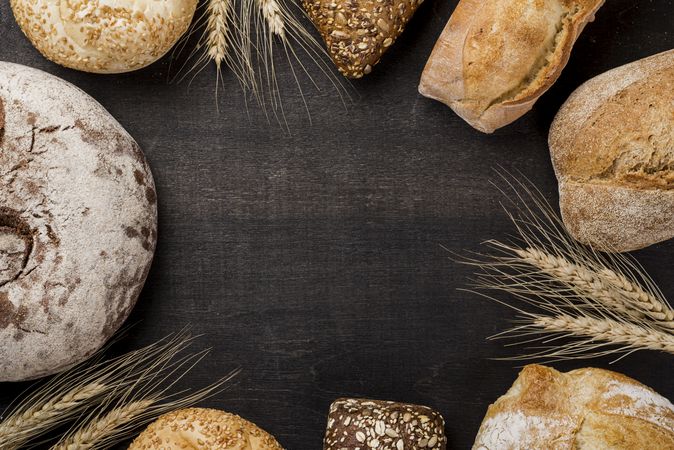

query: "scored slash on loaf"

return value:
[324, 398, 446, 449]
[303, 0, 424, 78]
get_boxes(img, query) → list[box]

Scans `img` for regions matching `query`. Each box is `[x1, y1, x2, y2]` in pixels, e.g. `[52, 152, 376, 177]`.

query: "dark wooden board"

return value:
[1, 1, 673, 448]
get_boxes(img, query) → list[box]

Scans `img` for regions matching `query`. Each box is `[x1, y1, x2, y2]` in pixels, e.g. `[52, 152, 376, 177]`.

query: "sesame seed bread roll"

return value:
[419, 0, 604, 133]
[303, 0, 424, 78]
[473, 365, 674, 449]
[10, 0, 198, 74]
[549, 49, 674, 252]
[128, 408, 284, 450]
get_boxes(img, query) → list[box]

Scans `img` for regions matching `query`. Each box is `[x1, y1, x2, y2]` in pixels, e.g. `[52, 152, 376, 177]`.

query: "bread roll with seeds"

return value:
[128, 408, 284, 450]
[0, 62, 157, 381]
[419, 0, 604, 133]
[10, 0, 198, 74]
[324, 398, 446, 449]
[473, 365, 674, 449]
[549, 49, 674, 252]
[303, 0, 424, 78]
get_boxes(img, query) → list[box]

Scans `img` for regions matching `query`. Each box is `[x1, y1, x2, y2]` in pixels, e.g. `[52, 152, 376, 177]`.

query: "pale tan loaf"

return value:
[419, 0, 604, 133]
[473, 365, 674, 449]
[128, 408, 284, 450]
[549, 49, 674, 252]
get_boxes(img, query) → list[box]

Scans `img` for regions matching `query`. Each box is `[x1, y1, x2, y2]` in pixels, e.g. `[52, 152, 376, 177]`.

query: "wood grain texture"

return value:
[1, 0, 673, 448]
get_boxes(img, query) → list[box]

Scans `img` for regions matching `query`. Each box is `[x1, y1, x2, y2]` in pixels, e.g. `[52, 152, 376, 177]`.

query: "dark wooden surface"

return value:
[1, 1, 673, 448]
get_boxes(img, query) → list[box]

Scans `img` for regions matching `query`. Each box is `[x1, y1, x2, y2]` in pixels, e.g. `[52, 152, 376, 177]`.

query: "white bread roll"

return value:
[473, 365, 674, 449]
[549, 49, 674, 252]
[10, 0, 197, 74]
[419, 0, 604, 133]
[128, 408, 284, 449]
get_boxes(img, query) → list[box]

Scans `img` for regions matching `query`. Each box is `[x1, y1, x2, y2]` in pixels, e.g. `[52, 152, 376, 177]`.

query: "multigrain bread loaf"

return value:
[128, 408, 284, 449]
[473, 365, 674, 449]
[10, 0, 197, 73]
[324, 398, 446, 449]
[0, 63, 157, 381]
[550, 49, 674, 252]
[419, 0, 604, 133]
[303, 0, 423, 78]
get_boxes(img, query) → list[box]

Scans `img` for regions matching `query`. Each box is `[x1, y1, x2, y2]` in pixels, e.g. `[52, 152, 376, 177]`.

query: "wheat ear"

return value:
[458, 171, 674, 361]
[0, 383, 106, 448]
[259, 0, 285, 38]
[535, 315, 674, 355]
[53, 400, 155, 450]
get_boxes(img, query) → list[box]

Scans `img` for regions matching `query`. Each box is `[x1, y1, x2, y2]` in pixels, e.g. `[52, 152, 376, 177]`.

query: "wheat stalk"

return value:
[259, 0, 285, 38]
[458, 172, 674, 361]
[53, 400, 155, 450]
[0, 383, 106, 449]
[207, 0, 231, 70]
[534, 315, 674, 354]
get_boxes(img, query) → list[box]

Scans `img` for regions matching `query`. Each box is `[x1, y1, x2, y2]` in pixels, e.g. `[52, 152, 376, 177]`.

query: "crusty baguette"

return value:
[549, 49, 674, 252]
[473, 365, 674, 449]
[419, 0, 604, 133]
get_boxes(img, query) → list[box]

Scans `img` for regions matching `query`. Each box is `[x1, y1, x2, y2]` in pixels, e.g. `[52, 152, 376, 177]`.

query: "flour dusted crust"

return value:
[419, 0, 604, 133]
[0, 62, 157, 381]
[473, 365, 674, 449]
[550, 50, 674, 252]
[129, 408, 284, 450]
[10, 0, 197, 74]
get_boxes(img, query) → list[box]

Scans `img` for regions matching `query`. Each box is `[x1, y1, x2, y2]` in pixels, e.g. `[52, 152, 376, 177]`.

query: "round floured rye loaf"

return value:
[549, 49, 674, 252]
[0, 62, 157, 381]
[128, 408, 284, 449]
[473, 365, 674, 450]
[10, 0, 197, 74]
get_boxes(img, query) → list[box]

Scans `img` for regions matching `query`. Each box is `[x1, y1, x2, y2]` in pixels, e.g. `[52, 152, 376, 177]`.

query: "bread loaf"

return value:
[550, 49, 674, 252]
[419, 0, 604, 133]
[128, 408, 284, 449]
[0, 63, 157, 381]
[10, 0, 197, 73]
[324, 398, 446, 449]
[303, 0, 423, 78]
[473, 365, 674, 449]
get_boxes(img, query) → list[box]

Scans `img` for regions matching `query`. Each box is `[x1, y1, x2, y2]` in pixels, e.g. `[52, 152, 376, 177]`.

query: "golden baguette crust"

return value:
[128, 408, 284, 450]
[549, 50, 674, 252]
[472, 365, 674, 450]
[419, 0, 603, 133]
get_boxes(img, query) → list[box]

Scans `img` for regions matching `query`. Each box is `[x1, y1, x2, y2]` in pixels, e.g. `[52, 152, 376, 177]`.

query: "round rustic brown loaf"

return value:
[549, 50, 674, 252]
[128, 408, 284, 449]
[0, 62, 157, 381]
[473, 365, 674, 449]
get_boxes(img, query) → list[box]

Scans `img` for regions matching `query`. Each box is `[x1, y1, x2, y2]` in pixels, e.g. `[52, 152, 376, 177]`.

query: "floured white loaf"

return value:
[473, 364, 674, 449]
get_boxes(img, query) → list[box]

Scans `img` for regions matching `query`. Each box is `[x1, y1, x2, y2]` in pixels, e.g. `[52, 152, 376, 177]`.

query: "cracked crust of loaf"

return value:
[128, 408, 284, 450]
[549, 50, 674, 252]
[0, 62, 157, 381]
[472, 365, 674, 450]
[419, 0, 604, 133]
[10, 0, 197, 74]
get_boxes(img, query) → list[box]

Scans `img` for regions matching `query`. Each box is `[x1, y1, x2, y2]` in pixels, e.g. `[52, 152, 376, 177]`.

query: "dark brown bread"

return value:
[324, 398, 446, 449]
[303, 0, 423, 78]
